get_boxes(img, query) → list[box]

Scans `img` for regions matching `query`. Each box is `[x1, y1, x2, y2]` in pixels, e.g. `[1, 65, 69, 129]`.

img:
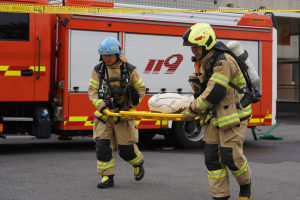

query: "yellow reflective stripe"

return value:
[265, 114, 272, 119]
[95, 111, 108, 120]
[230, 73, 243, 84]
[197, 96, 210, 110]
[90, 78, 99, 85]
[89, 79, 99, 89]
[155, 120, 168, 125]
[230, 160, 248, 176]
[186, 111, 196, 117]
[218, 113, 240, 127]
[133, 78, 145, 89]
[228, 74, 246, 89]
[127, 151, 141, 165]
[249, 118, 264, 123]
[69, 116, 88, 121]
[4, 71, 21, 76]
[212, 118, 218, 126]
[113, 116, 126, 120]
[97, 159, 114, 169]
[135, 120, 141, 125]
[210, 73, 229, 88]
[89, 83, 99, 90]
[205, 115, 211, 123]
[28, 66, 46, 71]
[93, 99, 103, 108]
[133, 78, 142, 86]
[101, 115, 108, 120]
[208, 168, 228, 179]
[84, 121, 93, 126]
[35, 66, 46, 71]
[237, 104, 252, 117]
[0, 66, 9, 71]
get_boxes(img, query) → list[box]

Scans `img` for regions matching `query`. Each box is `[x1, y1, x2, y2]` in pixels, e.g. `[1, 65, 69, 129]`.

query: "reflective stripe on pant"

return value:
[93, 117, 144, 176]
[203, 119, 251, 198]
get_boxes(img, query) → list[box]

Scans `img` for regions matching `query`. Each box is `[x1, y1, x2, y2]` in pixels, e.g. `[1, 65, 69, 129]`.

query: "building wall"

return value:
[278, 64, 292, 84]
[278, 35, 299, 59]
[219, 0, 300, 9]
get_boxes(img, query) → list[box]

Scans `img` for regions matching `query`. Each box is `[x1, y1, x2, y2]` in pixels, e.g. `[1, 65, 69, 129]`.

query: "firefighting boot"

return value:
[238, 179, 252, 200]
[133, 162, 145, 181]
[97, 175, 114, 188]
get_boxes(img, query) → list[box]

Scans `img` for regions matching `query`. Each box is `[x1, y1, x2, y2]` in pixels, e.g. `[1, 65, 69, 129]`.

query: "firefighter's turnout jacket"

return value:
[190, 48, 252, 128]
[190, 48, 252, 198]
[88, 54, 146, 126]
[88, 54, 146, 176]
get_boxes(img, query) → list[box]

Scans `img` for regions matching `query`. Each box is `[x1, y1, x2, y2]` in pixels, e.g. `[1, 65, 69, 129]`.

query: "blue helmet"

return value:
[98, 36, 122, 56]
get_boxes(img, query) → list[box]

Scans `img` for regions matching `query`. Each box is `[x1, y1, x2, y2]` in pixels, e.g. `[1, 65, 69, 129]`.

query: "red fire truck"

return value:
[0, 0, 277, 148]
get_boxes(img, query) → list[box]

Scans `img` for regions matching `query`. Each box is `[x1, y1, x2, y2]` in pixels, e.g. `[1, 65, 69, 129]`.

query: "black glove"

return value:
[129, 86, 140, 106]
[100, 105, 109, 114]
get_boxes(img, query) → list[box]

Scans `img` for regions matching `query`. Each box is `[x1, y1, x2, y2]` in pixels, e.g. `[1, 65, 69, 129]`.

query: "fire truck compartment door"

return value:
[69, 30, 118, 92]
[0, 13, 35, 101]
[34, 13, 51, 101]
[124, 33, 259, 93]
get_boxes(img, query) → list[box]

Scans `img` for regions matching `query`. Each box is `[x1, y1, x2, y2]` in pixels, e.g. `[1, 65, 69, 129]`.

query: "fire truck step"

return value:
[0, 134, 36, 140]
[0, 117, 33, 122]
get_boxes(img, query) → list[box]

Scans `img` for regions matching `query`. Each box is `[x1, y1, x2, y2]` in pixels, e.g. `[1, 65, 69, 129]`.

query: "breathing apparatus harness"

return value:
[204, 49, 262, 110]
[98, 61, 132, 114]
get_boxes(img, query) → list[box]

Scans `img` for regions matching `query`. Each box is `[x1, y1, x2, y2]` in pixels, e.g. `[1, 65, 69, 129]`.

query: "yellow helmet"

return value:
[182, 23, 216, 50]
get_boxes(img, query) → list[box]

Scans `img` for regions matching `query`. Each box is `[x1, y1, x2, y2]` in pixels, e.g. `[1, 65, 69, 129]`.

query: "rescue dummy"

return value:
[181, 23, 252, 200]
[148, 93, 194, 114]
[88, 37, 146, 188]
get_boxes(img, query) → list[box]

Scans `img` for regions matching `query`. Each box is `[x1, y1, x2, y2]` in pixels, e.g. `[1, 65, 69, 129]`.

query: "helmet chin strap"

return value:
[110, 55, 120, 66]
[100, 54, 121, 66]
[200, 46, 211, 60]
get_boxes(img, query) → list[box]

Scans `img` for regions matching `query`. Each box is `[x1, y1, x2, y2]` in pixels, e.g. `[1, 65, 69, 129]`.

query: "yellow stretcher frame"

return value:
[105, 109, 201, 121]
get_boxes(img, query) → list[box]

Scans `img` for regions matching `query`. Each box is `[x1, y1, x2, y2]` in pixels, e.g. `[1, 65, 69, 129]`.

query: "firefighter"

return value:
[181, 23, 252, 200]
[88, 37, 146, 188]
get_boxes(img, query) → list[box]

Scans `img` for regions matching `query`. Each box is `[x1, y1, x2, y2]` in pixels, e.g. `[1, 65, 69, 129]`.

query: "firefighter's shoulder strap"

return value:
[207, 50, 260, 108]
[94, 62, 106, 84]
[207, 50, 249, 94]
[124, 62, 136, 73]
[205, 50, 226, 79]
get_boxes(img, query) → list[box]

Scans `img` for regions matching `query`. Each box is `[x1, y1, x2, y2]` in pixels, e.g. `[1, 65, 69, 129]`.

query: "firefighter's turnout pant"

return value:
[203, 119, 251, 198]
[93, 116, 144, 176]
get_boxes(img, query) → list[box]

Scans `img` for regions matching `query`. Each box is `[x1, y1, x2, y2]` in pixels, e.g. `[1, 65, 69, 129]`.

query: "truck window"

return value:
[0, 13, 29, 41]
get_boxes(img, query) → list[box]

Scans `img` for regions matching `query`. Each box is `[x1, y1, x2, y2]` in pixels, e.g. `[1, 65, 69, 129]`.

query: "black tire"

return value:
[169, 121, 205, 149]
[138, 129, 157, 143]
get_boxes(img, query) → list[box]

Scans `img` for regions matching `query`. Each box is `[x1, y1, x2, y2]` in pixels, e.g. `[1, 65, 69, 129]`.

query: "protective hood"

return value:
[213, 41, 229, 51]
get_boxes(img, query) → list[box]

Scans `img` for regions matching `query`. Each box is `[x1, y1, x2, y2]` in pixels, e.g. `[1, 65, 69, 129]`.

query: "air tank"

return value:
[226, 41, 260, 90]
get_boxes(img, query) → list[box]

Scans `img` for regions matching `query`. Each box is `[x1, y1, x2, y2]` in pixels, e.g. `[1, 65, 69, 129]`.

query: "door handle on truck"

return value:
[36, 36, 41, 80]
[21, 69, 33, 76]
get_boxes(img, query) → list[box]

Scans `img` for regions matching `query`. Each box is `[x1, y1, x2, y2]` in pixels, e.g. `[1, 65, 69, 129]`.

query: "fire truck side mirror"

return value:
[62, 18, 70, 27]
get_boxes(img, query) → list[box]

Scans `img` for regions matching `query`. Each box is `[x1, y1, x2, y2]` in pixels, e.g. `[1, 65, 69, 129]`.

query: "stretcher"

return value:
[105, 109, 201, 121]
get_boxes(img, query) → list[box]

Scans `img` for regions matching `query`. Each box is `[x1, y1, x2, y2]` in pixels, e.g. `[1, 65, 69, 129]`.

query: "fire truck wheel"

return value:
[138, 129, 157, 143]
[170, 121, 205, 149]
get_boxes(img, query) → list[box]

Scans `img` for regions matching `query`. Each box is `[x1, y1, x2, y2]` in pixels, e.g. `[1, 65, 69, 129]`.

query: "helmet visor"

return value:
[182, 29, 198, 47]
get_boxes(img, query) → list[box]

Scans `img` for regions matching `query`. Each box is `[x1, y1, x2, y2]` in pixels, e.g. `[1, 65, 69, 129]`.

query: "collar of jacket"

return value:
[199, 48, 217, 70]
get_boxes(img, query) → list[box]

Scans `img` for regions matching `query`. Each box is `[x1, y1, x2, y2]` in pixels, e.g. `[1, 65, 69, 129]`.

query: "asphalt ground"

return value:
[0, 112, 300, 200]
